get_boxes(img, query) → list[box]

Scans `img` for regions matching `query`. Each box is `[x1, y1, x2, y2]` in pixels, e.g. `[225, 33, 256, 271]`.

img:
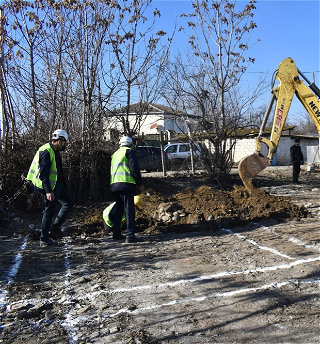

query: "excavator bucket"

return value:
[238, 153, 271, 194]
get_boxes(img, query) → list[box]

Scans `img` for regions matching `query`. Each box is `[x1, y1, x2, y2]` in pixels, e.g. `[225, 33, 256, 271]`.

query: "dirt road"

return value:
[1, 168, 320, 343]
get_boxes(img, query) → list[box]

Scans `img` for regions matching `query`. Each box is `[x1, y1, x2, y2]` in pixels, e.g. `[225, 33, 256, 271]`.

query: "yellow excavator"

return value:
[238, 57, 320, 193]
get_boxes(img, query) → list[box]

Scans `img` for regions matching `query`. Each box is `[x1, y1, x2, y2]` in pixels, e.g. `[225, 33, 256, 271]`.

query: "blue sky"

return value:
[151, 0, 320, 119]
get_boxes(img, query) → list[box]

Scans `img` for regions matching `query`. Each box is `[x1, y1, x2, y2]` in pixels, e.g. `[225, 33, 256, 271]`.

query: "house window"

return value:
[166, 119, 174, 131]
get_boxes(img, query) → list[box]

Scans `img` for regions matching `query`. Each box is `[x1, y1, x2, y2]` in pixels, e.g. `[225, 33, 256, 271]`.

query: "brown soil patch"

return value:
[137, 185, 309, 233]
[0, 172, 311, 240]
[67, 180, 310, 239]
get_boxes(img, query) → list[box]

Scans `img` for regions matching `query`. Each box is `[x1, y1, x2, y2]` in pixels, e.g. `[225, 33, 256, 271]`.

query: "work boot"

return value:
[49, 228, 64, 240]
[125, 235, 143, 243]
[40, 237, 57, 247]
[113, 234, 126, 240]
[49, 223, 65, 239]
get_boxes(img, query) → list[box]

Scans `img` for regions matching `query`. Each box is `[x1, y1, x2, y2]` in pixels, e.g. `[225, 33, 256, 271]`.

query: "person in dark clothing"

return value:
[110, 136, 144, 243]
[27, 129, 75, 246]
[290, 138, 304, 184]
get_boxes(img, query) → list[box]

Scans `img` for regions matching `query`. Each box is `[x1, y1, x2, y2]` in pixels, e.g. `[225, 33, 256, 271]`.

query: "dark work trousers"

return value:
[112, 190, 136, 238]
[41, 182, 75, 240]
[292, 161, 301, 183]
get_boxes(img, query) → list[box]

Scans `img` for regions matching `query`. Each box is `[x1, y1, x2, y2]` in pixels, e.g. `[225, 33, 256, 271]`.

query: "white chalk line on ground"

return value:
[97, 222, 320, 317]
[2, 230, 320, 333]
[258, 225, 320, 253]
[106, 275, 320, 318]
[3, 267, 320, 329]
[60, 239, 78, 343]
[5, 252, 320, 312]
[221, 228, 294, 259]
[105, 254, 320, 295]
[105, 228, 319, 295]
[0, 236, 28, 309]
[0, 237, 76, 344]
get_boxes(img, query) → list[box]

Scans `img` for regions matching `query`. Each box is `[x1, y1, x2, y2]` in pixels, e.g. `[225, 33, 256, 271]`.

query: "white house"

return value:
[103, 102, 198, 138]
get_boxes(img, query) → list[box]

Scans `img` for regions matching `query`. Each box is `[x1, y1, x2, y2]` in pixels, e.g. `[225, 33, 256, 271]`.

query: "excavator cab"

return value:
[238, 57, 320, 193]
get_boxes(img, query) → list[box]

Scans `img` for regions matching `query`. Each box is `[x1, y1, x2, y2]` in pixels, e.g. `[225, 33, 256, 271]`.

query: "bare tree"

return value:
[2, 0, 48, 136]
[106, 0, 172, 136]
[294, 112, 318, 135]
[163, 0, 266, 182]
[0, 8, 17, 146]
[0, 0, 171, 201]
[48, 1, 119, 199]
[1, 0, 121, 200]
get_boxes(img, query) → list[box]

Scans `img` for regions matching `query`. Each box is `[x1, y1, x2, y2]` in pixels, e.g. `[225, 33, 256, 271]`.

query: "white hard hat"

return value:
[119, 136, 133, 146]
[52, 129, 68, 141]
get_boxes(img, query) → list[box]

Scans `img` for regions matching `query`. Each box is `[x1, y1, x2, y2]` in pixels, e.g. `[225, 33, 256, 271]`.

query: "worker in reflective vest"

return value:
[110, 136, 144, 243]
[27, 129, 75, 246]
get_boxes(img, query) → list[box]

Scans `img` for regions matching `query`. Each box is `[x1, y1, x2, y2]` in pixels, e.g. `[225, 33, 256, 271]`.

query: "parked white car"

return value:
[164, 142, 201, 161]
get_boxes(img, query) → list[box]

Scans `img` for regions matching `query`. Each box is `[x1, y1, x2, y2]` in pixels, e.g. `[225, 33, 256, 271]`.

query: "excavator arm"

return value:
[238, 57, 320, 193]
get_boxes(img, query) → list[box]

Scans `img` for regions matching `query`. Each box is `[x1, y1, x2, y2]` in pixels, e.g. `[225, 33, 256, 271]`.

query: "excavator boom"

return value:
[239, 57, 320, 193]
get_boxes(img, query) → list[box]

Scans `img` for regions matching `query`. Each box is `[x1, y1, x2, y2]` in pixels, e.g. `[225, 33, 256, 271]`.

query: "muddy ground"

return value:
[1, 166, 320, 343]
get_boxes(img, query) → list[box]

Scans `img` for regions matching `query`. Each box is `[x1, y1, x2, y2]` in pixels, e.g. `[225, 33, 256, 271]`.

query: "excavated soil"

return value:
[1, 167, 320, 343]
[51, 172, 310, 240]
[137, 185, 309, 232]
[0, 168, 311, 241]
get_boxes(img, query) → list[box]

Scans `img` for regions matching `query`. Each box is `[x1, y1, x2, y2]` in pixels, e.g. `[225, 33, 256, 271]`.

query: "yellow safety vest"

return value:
[110, 147, 136, 185]
[27, 143, 58, 190]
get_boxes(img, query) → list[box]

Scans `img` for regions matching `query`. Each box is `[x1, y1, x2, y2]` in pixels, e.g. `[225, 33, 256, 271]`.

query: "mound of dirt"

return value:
[1, 174, 311, 240]
[135, 184, 310, 234]
[69, 182, 310, 238]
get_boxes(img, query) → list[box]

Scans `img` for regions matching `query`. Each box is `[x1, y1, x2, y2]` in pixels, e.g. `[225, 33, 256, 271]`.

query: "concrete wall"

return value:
[307, 146, 320, 165]
[232, 138, 259, 163]
[233, 136, 318, 165]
